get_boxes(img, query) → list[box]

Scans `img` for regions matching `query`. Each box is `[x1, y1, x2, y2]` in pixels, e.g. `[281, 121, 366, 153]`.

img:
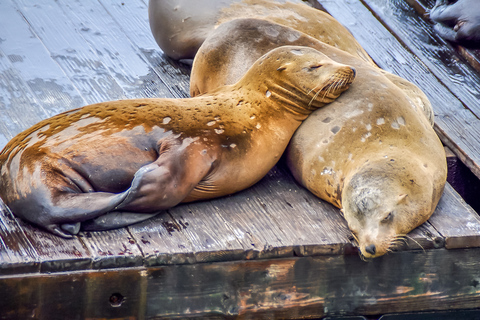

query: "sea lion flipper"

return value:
[81, 211, 160, 231]
[45, 224, 75, 238]
[116, 149, 215, 212]
[61, 222, 81, 235]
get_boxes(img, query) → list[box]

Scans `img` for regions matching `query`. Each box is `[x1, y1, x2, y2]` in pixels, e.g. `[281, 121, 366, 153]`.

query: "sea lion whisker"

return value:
[307, 82, 323, 96]
[393, 236, 408, 245]
[350, 232, 360, 244]
[308, 81, 327, 107]
[308, 73, 346, 107]
[398, 234, 426, 253]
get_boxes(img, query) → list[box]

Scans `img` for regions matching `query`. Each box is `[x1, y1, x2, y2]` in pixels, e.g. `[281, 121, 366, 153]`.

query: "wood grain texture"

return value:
[0, 203, 38, 275]
[13, 0, 124, 104]
[406, 0, 480, 75]
[362, 0, 480, 117]
[0, 267, 147, 320]
[428, 185, 480, 249]
[97, 0, 192, 99]
[314, 0, 480, 180]
[3, 248, 480, 319]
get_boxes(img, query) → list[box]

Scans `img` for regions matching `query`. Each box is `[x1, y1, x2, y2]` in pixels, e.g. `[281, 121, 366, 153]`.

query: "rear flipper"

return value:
[37, 190, 132, 238]
[19, 142, 214, 238]
[80, 211, 160, 231]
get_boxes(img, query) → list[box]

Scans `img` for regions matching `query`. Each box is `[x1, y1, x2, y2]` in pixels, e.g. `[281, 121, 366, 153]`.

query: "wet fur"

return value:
[189, 18, 447, 259]
[0, 46, 354, 238]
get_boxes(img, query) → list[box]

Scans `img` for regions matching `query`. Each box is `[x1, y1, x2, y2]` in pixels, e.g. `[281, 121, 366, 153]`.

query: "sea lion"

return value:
[190, 18, 434, 125]
[430, 0, 480, 47]
[148, 0, 373, 64]
[0, 46, 355, 238]
[189, 18, 447, 259]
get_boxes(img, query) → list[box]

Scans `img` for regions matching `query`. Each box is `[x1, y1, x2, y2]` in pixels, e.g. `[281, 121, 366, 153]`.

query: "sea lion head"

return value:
[239, 46, 356, 116]
[341, 158, 437, 259]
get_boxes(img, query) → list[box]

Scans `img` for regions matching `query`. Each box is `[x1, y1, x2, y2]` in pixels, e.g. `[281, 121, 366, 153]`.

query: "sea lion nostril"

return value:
[365, 244, 376, 255]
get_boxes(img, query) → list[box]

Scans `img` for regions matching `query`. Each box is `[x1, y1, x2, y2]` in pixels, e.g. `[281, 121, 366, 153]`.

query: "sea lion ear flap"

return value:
[277, 63, 290, 71]
[397, 194, 408, 203]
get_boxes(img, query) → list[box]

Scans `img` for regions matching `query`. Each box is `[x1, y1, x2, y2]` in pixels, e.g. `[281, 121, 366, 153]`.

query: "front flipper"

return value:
[114, 143, 217, 212]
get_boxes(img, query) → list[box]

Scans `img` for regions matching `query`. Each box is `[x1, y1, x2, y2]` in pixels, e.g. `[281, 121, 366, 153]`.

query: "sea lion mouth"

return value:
[308, 73, 354, 106]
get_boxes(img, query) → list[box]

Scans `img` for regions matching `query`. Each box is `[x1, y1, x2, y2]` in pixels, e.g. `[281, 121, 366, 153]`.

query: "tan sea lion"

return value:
[0, 46, 355, 238]
[148, 0, 373, 64]
[189, 19, 447, 259]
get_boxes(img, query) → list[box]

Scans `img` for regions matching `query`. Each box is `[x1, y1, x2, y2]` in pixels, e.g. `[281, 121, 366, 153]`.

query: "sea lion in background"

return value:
[430, 0, 480, 48]
[148, 0, 373, 64]
[189, 19, 447, 259]
[0, 46, 355, 238]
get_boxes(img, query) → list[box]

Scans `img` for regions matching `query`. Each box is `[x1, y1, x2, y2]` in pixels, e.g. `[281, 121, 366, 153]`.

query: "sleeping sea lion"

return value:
[148, 0, 373, 64]
[189, 18, 447, 259]
[0, 46, 355, 238]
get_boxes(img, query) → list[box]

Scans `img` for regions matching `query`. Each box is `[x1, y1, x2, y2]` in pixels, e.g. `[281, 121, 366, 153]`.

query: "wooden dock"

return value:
[1, 0, 480, 319]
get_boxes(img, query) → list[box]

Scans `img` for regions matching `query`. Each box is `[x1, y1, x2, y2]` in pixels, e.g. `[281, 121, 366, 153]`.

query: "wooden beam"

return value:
[3, 248, 480, 318]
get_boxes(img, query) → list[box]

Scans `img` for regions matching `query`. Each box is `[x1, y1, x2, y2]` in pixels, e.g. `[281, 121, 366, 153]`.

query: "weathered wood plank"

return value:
[360, 0, 480, 117]
[406, 0, 480, 75]
[4, 248, 480, 319]
[13, 0, 124, 104]
[52, 0, 175, 100]
[0, 0, 85, 131]
[80, 229, 144, 270]
[0, 268, 146, 320]
[17, 220, 92, 273]
[428, 184, 480, 249]
[167, 203, 248, 264]
[0, 197, 92, 274]
[205, 170, 298, 260]
[379, 309, 480, 320]
[315, 0, 480, 180]
[243, 164, 354, 257]
[83, 268, 147, 319]
[0, 49, 47, 140]
[128, 212, 200, 266]
[96, 0, 192, 98]
[0, 202, 39, 275]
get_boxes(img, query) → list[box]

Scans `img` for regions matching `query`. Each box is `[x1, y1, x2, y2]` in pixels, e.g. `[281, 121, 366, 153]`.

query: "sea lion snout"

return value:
[357, 223, 396, 259]
[365, 244, 376, 255]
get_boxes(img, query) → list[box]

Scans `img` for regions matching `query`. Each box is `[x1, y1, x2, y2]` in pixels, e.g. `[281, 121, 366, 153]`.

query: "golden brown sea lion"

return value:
[189, 19, 447, 259]
[0, 46, 355, 238]
[148, 0, 373, 64]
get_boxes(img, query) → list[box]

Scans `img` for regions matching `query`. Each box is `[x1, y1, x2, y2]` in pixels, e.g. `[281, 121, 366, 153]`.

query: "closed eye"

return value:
[382, 212, 393, 222]
[310, 64, 322, 69]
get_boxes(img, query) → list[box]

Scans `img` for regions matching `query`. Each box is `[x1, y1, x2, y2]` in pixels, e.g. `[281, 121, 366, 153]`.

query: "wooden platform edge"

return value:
[2, 248, 480, 319]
